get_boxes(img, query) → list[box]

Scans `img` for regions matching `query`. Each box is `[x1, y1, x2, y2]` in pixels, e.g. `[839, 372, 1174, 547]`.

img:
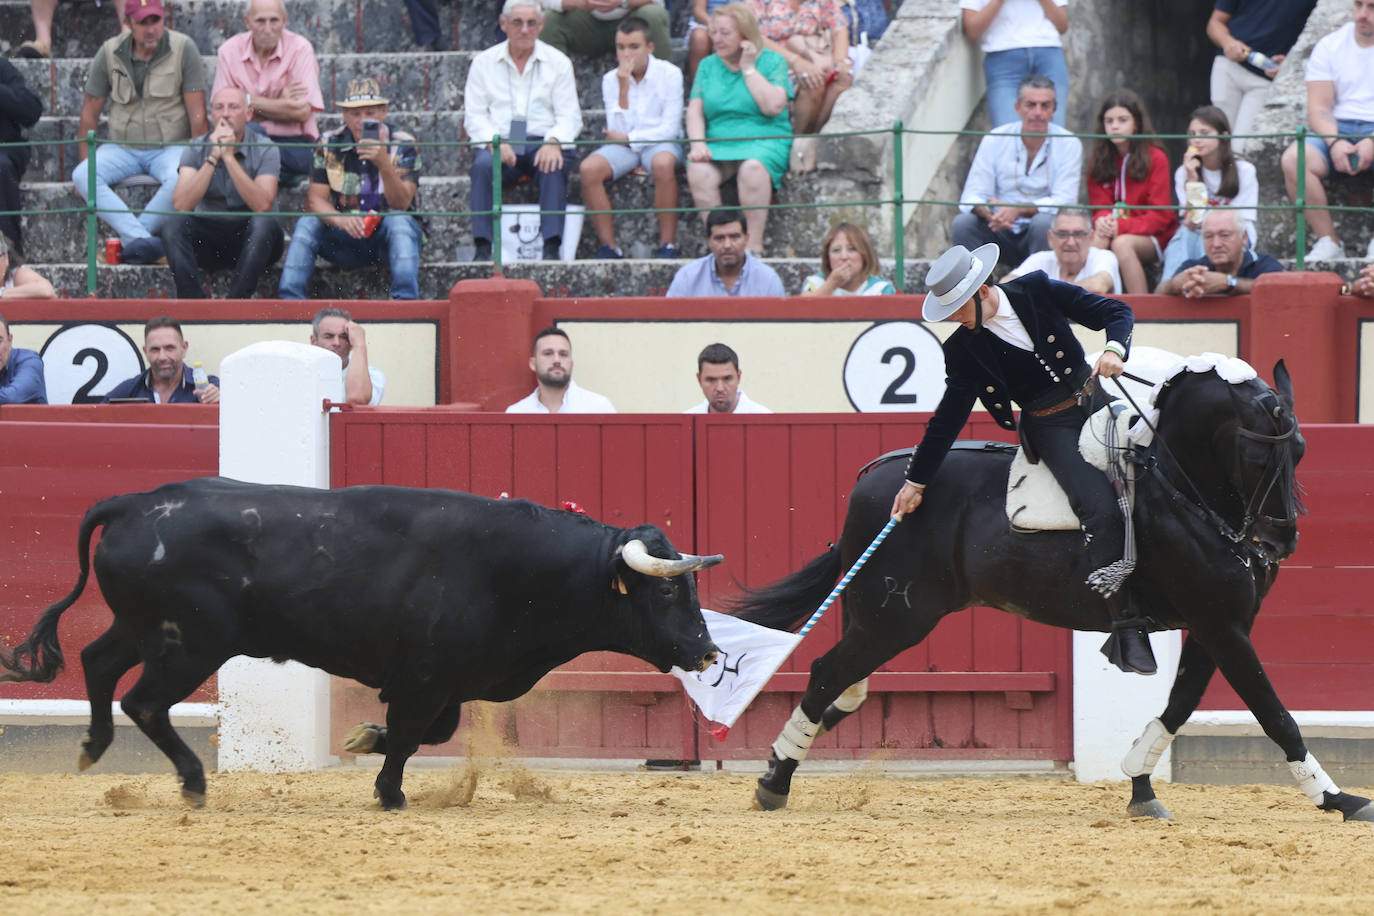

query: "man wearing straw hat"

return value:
[277, 77, 423, 299]
[890, 242, 1156, 675]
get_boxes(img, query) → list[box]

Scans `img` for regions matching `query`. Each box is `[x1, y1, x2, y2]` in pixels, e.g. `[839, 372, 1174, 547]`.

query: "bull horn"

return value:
[620, 539, 724, 578]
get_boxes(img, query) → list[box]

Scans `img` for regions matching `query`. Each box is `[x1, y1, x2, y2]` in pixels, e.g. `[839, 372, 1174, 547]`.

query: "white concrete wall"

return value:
[215, 341, 343, 772]
[1072, 629, 1183, 783]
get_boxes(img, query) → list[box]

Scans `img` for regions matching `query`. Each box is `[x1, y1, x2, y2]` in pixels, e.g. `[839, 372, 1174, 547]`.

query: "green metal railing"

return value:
[2, 123, 1364, 297]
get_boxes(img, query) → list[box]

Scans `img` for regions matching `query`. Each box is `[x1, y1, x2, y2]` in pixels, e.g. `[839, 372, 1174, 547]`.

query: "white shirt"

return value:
[343, 364, 386, 405]
[463, 40, 583, 150]
[602, 57, 684, 150]
[1170, 159, 1258, 244]
[958, 0, 1067, 53]
[683, 390, 773, 414]
[983, 285, 1035, 351]
[1306, 22, 1374, 122]
[1012, 248, 1122, 294]
[505, 379, 617, 414]
[959, 122, 1082, 231]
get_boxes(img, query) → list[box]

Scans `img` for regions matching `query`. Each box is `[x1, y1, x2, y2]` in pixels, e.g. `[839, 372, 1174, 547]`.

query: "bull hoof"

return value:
[754, 782, 789, 811]
[1127, 798, 1172, 819]
[77, 750, 96, 772]
[343, 723, 384, 754]
[374, 789, 407, 811]
[1345, 802, 1374, 823]
[181, 788, 207, 809]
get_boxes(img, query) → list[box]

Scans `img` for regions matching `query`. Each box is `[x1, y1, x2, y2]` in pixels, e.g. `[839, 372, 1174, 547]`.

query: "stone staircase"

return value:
[6, 0, 901, 298]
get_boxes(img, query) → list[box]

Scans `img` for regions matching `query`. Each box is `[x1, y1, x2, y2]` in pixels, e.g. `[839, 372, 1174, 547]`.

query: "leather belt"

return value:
[1025, 380, 1093, 418]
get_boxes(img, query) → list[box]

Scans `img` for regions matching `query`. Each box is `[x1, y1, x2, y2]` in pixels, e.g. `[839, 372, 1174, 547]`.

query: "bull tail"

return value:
[727, 545, 843, 632]
[0, 499, 112, 684]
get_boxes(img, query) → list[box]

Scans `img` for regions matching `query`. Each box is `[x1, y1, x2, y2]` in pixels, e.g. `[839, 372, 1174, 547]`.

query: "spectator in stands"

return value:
[1280, 0, 1374, 262]
[0, 232, 56, 299]
[953, 74, 1080, 269]
[506, 326, 616, 413]
[0, 313, 47, 404]
[750, 0, 851, 173]
[1156, 209, 1283, 297]
[667, 207, 784, 296]
[405, 0, 448, 52]
[0, 61, 41, 257]
[464, 1, 582, 263]
[960, 0, 1070, 129]
[1159, 105, 1258, 283]
[687, 0, 730, 85]
[211, 0, 325, 185]
[1353, 262, 1374, 297]
[686, 3, 793, 255]
[1004, 207, 1120, 294]
[538, 0, 672, 62]
[311, 307, 385, 405]
[1087, 89, 1177, 294]
[103, 316, 219, 403]
[684, 342, 772, 413]
[1207, 0, 1316, 154]
[580, 16, 684, 260]
[800, 220, 895, 295]
[162, 87, 284, 299]
[72, 0, 208, 266]
[15, 0, 130, 60]
[277, 78, 423, 299]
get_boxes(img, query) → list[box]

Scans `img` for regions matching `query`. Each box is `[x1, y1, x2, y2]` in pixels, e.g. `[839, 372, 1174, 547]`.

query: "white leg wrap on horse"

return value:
[1289, 752, 1339, 805]
[1121, 718, 1175, 778]
[772, 705, 821, 763]
[833, 679, 869, 713]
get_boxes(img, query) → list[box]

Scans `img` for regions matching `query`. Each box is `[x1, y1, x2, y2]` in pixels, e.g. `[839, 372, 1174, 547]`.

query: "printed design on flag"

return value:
[672, 609, 802, 736]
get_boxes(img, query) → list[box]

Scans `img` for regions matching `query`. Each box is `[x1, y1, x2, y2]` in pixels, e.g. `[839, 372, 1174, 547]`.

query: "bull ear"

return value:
[1273, 359, 1295, 411]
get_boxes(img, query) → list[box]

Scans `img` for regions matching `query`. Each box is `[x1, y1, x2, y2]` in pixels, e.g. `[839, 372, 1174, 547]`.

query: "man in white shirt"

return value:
[464, 0, 583, 262]
[1279, 0, 1374, 262]
[506, 326, 617, 413]
[311, 307, 385, 406]
[1005, 208, 1121, 294]
[951, 74, 1082, 268]
[580, 16, 684, 259]
[683, 342, 772, 414]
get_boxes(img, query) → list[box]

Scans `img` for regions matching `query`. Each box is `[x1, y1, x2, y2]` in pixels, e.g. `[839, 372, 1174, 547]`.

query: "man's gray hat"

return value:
[922, 242, 999, 321]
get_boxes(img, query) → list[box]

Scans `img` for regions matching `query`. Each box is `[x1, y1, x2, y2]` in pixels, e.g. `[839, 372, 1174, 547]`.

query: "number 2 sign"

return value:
[38, 323, 145, 405]
[842, 321, 946, 412]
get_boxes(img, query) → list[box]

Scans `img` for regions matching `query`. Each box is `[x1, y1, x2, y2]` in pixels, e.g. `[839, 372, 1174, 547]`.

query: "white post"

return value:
[216, 341, 342, 772]
[1072, 629, 1183, 782]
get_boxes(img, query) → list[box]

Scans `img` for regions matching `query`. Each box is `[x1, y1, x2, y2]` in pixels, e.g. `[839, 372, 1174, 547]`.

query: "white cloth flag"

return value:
[672, 609, 802, 736]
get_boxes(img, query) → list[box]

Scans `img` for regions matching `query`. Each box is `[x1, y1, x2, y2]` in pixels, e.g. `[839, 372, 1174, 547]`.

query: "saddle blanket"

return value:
[1005, 403, 1139, 532]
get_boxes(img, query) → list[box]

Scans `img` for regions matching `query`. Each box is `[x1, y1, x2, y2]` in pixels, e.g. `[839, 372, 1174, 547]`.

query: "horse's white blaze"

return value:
[1121, 717, 1174, 777]
[1290, 752, 1339, 805]
[833, 679, 869, 713]
[773, 705, 821, 762]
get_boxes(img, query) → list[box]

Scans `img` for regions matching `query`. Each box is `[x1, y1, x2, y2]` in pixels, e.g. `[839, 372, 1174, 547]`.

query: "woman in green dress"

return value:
[685, 2, 794, 255]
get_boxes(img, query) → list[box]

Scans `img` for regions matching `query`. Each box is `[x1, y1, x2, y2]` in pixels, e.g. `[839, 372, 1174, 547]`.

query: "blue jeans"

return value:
[469, 141, 574, 243]
[277, 212, 422, 299]
[70, 143, 185, 242]
[983, 46, 1069, 128]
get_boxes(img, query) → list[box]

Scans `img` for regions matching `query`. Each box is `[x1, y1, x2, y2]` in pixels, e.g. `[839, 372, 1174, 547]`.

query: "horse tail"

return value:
[727, 545, 843, 632]
[0, 499, 111, 684]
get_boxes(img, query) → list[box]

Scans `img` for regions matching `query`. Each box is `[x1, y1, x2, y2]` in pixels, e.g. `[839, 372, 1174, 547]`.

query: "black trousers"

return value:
[1019, 386, 1123, 573]
[161, 213, 284, 299]
[0, 150, 25, 254]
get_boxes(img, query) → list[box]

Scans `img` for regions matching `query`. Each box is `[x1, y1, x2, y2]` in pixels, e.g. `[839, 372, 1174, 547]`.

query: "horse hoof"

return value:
[181, 789, 207, 809]
[1345, 802, 1374, 823]
[754, 783, 789, 811]
[77, 750, 96, 772]
[1127, 798, 1172, 819]
[343, 723, 382, 754]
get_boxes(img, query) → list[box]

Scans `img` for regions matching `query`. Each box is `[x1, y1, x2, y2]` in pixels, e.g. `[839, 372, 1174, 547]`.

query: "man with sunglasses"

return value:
[1005, 208, 1121, 294]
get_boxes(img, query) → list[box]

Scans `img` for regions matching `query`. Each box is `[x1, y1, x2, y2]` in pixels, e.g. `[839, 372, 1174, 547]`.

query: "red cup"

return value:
[362, 210, 381, 237]
[105, 238, 121, 265]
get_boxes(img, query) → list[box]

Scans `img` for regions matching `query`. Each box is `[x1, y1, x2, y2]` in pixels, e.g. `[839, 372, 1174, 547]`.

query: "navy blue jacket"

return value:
[906, 271, 1134, 485]
[103, 365, 218, 403]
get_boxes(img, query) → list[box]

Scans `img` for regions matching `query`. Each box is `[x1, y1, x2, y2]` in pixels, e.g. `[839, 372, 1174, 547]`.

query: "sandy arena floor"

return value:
[1, 756, 1371, 914]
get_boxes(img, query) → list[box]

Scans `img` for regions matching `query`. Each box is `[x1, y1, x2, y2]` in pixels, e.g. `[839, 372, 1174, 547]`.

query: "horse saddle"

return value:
[1006, 403, 1140, 533]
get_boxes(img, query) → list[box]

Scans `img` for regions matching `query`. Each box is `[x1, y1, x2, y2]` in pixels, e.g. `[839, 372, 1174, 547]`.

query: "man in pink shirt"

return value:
[212, 0, 324, 184]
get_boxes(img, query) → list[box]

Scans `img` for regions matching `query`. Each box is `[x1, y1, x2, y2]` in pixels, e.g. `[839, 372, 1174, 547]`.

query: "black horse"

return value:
[733, 360, 1374, 823]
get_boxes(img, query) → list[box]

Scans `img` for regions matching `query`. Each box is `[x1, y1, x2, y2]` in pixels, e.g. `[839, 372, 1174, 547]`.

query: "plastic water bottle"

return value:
[192, 362, 208, 397]
[1246, 50, 1280, 72]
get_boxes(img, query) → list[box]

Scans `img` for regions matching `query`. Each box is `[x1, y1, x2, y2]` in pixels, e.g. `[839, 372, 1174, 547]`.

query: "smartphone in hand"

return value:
[361, 119, 381, 141]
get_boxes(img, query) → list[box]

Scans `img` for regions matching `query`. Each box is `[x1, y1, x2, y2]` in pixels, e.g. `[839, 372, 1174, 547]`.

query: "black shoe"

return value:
[472, 239, 492, 261]
[122, 236, 165, 265]
[1100, 625, 1157, 675]
[542, 237, 562, 260]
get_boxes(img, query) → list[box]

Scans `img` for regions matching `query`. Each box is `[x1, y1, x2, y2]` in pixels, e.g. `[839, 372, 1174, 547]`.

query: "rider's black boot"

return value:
[1100, 594, 1157, 675]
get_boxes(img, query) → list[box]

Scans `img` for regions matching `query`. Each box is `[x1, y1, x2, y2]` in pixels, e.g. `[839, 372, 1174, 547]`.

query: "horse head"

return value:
[1151, 359, 1305, 563]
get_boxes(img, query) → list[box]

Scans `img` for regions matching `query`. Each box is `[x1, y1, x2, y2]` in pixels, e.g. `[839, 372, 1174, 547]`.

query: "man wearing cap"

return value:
[72, 0, 209, 265]
[277, 77, 423, 299]
[211, 0, 325, 185]
[891, 241, 1156, 675]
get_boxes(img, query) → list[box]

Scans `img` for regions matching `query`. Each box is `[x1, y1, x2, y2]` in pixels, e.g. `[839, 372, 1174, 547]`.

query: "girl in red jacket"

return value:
[1087, 89, 1178, 294]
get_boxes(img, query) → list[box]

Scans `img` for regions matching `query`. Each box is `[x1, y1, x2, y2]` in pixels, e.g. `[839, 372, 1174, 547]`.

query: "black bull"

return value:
[1, 478, 722, 809]
[733, 362, 1374, 824]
